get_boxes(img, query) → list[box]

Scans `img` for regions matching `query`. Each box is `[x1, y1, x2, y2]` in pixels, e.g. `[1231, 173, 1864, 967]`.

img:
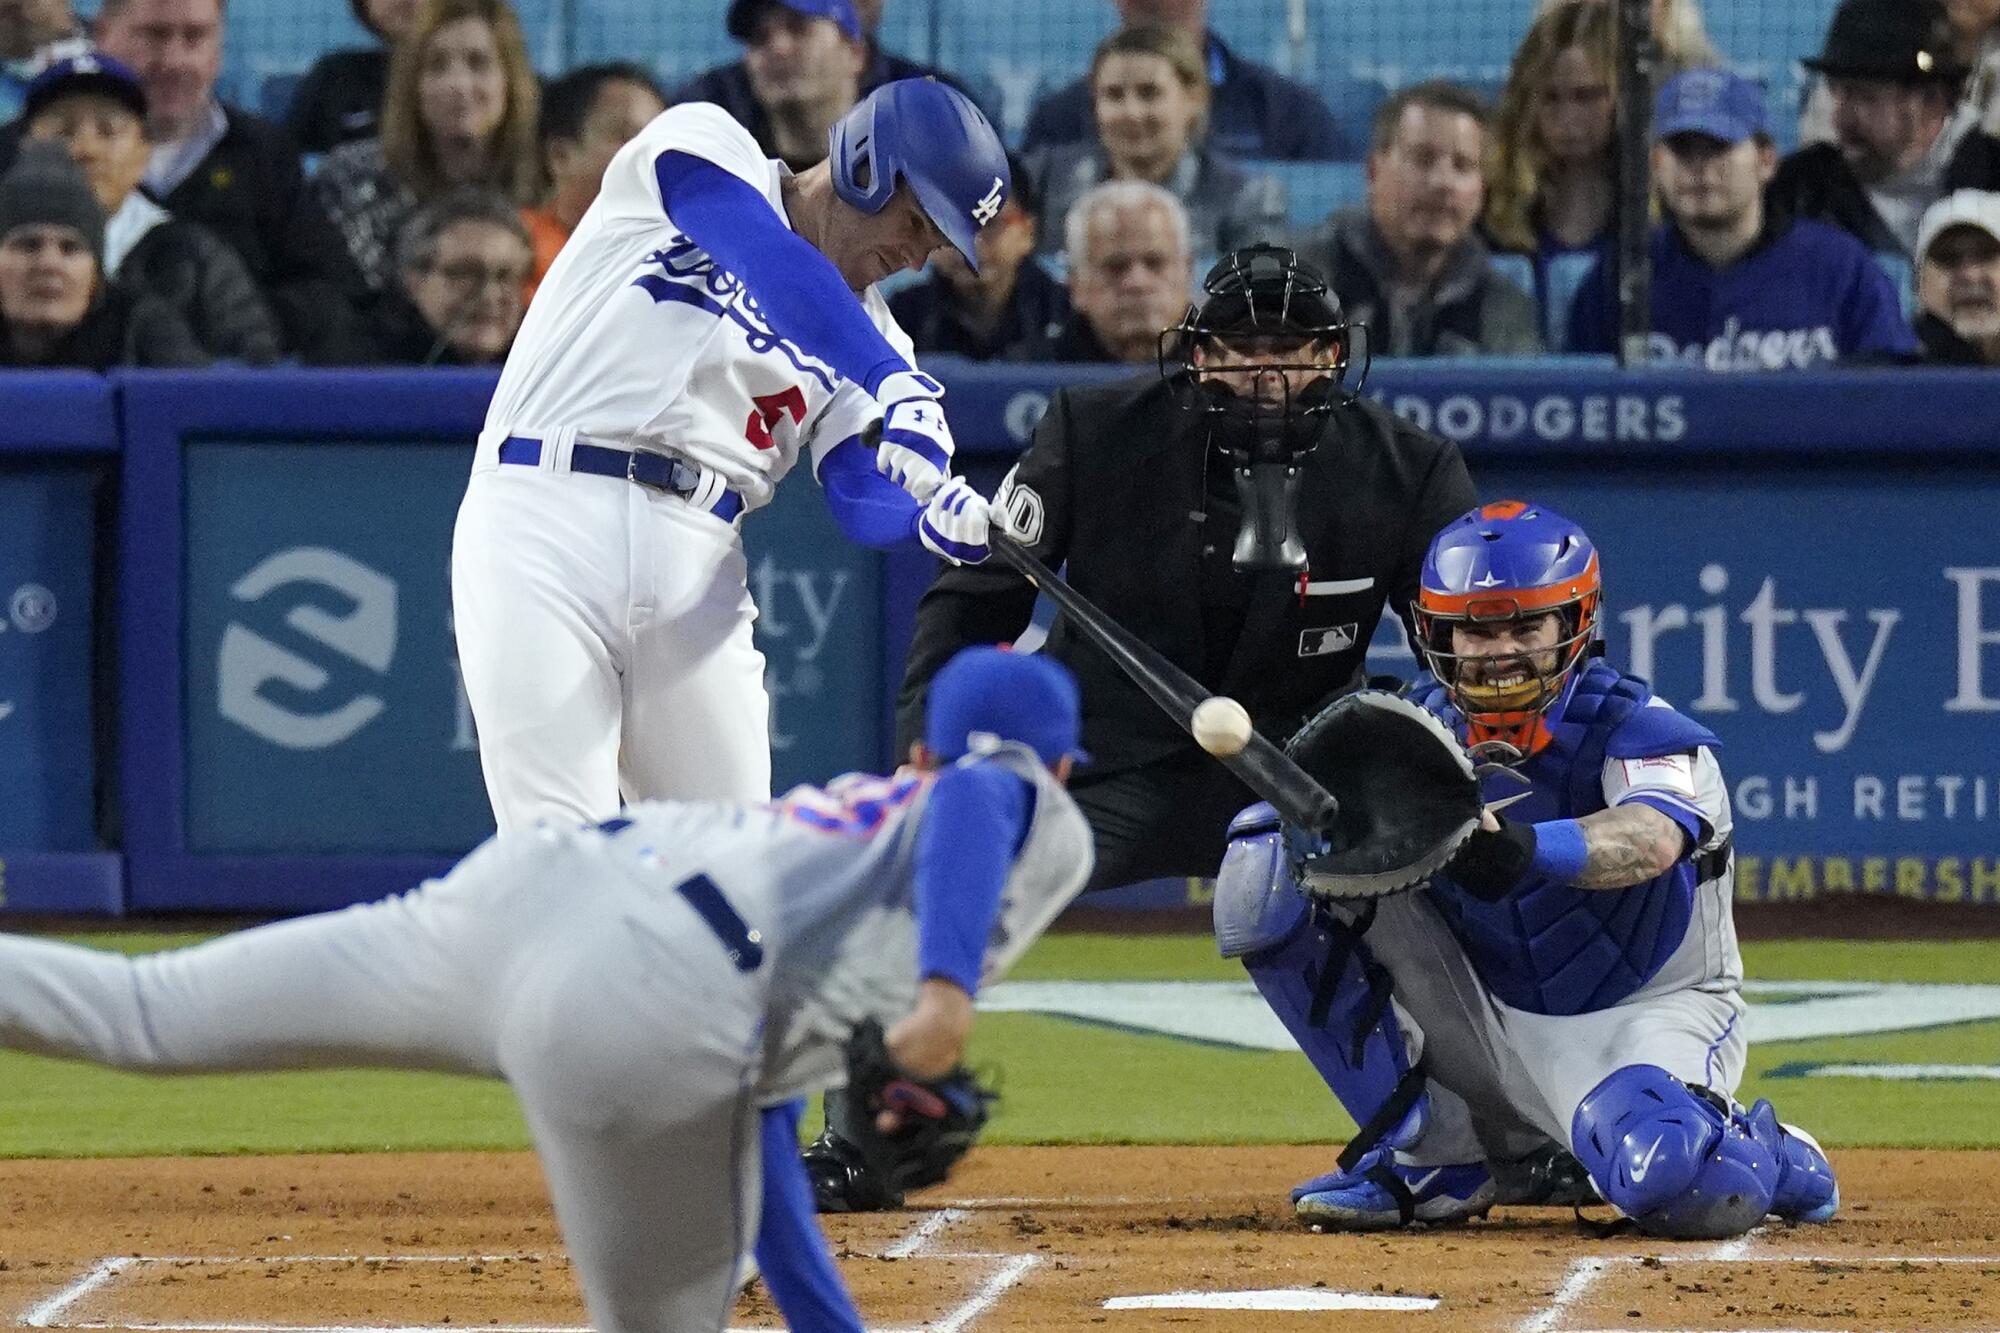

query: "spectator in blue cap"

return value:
[671, 0, 980, 173]
[23, 50, 280, 362]
[1570, 67, 1917, 369]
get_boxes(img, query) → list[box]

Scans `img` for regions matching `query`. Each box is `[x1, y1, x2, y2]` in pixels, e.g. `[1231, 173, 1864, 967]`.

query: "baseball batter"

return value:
[0, 648, 1093, 1333]
[452, 76, 1008, 833]
[1215, 502, 1840, 1238]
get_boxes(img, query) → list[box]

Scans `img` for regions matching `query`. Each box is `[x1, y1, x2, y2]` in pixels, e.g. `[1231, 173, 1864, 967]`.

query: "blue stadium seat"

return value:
[874, 0, 936, 65]
[566, 0, 734, 87]
[934, 0, 1116, 144]
[1208, 0, 1306, 77]
[1246, 159, 1367, 230]
[1304, 0, 1524, 86]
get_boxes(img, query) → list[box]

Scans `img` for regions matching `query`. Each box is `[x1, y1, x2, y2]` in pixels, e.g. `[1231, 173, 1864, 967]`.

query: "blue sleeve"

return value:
[1565, 257, 1614, 353]
[1840, 246, 1920, 358]
[655, 151, 910, 395]
[817, 435, 925, 550]
[914, 763, 1033, 994]
[754, 1100, 866, 1333]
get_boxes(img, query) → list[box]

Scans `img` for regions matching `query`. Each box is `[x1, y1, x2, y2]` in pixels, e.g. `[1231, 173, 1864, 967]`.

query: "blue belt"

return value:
[498, 435, 744, 523]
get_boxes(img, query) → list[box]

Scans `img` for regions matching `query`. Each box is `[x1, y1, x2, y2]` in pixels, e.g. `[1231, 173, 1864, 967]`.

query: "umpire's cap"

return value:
[925, 647, 1088, 767]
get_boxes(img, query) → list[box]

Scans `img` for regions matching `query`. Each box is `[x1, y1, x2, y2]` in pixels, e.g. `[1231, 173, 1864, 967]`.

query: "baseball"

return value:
[1191, 696, 1253, 757]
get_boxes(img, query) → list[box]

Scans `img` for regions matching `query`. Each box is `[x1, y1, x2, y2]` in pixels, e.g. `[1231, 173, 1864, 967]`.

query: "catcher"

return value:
[1217, 501, 1840, 1237]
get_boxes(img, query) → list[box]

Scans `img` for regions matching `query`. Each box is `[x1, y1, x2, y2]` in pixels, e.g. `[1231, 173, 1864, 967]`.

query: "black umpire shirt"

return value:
[896, 370, 1478, 888]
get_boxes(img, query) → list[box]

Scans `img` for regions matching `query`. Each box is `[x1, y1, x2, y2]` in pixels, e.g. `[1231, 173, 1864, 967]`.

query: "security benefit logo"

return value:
[217, 548, 397, 750]
[0, 580, 57, 724]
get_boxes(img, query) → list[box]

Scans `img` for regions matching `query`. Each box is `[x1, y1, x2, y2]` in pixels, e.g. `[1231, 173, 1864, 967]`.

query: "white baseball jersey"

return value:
[453, 103, 924, 832]
[476, 103, 914, 510]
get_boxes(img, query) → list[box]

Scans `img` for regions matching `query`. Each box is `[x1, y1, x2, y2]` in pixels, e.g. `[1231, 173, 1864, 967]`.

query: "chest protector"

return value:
[1411, 660, 1721, 1015]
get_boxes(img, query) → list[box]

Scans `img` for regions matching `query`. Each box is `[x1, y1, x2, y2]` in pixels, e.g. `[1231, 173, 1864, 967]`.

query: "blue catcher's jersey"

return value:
[1415, 660, 1737, 1015]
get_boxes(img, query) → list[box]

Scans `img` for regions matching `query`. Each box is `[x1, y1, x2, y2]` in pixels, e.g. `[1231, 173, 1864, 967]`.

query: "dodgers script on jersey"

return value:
[476, 103, 915, 507]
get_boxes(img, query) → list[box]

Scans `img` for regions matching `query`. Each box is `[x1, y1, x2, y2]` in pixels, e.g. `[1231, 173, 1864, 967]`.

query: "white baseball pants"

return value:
[451, 467, 773, 831]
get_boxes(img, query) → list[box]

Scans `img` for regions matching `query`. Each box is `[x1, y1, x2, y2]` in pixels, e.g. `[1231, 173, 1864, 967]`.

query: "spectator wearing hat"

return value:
[0, 141, 204, 367]
[365, 186, 531, 365]
[1572, 68, 1916, 370]
[1291, 82, 1542, 358]
[1912, 187, 2000, 361]
[286, 0, 423, 154]
[312, 0, 543, 295]
[22, 51, 279, 362]
[93, 0, 368, 362]
[521, 62, 665, 302]
[671, 0, 976, 173]
[1772, 0, 2000, 265]
[887, 152, 1069, 360]
[1022, 0, 1349, 162]
[0, 0, 89, 119]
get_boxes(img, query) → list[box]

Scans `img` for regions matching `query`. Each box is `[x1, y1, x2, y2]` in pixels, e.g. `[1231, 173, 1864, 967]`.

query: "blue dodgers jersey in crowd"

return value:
[1416, 660, 1725, 1016]
[1569, 217, 1918, 369]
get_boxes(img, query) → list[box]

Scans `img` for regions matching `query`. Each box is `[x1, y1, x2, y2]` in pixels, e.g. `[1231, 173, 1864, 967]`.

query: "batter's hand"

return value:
[874, 369, 953, 502]
[918, 479, 991, 565]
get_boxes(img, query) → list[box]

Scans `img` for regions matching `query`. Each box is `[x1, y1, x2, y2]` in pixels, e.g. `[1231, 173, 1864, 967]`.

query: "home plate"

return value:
[1103, 1289, 1439, 1312]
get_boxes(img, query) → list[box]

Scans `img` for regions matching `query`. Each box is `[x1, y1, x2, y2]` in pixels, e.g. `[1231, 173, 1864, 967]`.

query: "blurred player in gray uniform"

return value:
[0, 647, 1092, 1333]
[1216, 502, 1839, 1237]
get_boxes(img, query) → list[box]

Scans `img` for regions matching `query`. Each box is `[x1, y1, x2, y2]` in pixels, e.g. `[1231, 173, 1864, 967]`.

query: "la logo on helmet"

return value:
[971, 178, 1004, 226]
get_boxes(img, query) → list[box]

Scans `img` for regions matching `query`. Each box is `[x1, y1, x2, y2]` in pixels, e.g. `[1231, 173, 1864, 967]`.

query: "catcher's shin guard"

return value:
[1571, 1065, 1778, 1239]
[1216, 805, 1427, 1163]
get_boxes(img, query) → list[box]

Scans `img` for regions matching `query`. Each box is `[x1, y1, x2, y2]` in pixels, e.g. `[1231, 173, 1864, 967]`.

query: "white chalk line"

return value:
[879, 1206, 969, 1259]
[1516, 1236, 2000, 1333]
[20, 1259, 136, 1329]
[14, 1212, 1047, 1333]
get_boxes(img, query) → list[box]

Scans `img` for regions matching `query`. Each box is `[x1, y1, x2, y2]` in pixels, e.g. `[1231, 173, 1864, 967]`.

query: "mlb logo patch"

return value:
[1298, 624, 1357, 657]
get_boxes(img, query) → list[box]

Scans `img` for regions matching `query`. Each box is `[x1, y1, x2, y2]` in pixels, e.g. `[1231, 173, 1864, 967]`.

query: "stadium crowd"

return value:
[2, 0, 2000, 372]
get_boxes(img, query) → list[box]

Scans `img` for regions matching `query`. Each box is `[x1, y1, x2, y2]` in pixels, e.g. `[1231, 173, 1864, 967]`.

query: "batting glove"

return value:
[874, 369, 952, 502]
[917, 478, 991, 565]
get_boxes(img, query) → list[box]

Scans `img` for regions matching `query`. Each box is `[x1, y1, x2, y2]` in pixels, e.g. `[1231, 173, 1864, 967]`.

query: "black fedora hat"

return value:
[1803, 0, 1967, 84]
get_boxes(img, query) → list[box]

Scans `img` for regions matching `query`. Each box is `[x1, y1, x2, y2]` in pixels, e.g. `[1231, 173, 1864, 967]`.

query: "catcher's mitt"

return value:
[1282, 690, 1482, 899]
[808, 1018, 995, 1212]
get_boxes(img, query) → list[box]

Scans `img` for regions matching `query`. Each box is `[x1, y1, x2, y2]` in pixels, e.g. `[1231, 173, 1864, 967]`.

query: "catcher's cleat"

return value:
[1292, 1147, 1495, 1231]
[802, 1128, 903, 1213]
[1748, 1102, 1839, 1223]
[1491, 1143, 1601, 1208]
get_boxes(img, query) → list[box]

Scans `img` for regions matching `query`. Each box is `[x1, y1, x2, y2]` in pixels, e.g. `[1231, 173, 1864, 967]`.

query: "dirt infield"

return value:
[2, 1147, 1996, 1332]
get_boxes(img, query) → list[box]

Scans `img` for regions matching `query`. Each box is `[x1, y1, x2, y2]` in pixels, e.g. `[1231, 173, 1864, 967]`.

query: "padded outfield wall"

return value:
[0, 361, 1995, 913]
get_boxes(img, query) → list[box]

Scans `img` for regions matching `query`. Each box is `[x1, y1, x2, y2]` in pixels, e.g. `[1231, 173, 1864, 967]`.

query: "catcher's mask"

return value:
[1412, 501, 1602, 762]
[1160, 243, 1371, 572]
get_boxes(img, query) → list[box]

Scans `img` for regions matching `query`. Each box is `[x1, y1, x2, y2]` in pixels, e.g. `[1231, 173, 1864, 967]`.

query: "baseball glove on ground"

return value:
[806, 1018, 996, 1212]
[1282, 690, 1483, 900]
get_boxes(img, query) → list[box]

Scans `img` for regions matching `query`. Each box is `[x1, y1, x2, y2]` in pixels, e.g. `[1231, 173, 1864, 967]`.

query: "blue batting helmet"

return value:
[1412, 501, 1603, 760]
[925, 647, 1088, 768]
[828, 79, 1011, 273]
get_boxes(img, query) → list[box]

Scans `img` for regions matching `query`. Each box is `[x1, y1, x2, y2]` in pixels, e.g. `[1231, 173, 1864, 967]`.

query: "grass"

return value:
[0, 929, 1994, 1156]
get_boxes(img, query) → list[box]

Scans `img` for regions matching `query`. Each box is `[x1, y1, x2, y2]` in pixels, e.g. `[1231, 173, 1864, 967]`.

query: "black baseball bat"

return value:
[988, 532, 1339, 834]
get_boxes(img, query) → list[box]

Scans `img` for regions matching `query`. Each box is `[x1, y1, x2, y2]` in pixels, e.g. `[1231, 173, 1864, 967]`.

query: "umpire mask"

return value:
[1162, 244, 1371, 572]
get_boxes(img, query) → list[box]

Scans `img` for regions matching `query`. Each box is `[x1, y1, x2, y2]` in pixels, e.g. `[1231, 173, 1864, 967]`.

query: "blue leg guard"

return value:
[1216, 803, 1427, 1165]
[1745, 1100, 1839, 1223]
[1571, 1065, 1778, 1240]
